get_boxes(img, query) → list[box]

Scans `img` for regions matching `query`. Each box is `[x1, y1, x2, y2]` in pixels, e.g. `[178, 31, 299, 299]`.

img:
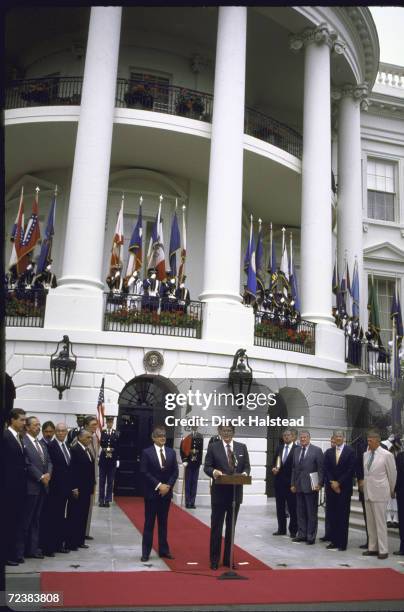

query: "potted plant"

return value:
[176, 89, 205, 118]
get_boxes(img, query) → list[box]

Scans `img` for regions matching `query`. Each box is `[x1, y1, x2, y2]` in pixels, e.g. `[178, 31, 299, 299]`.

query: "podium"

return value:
[215, 473, 252, 580]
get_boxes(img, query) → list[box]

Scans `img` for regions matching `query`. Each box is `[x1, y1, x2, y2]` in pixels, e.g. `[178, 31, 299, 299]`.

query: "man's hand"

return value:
[72, 488, 79, 498]
[158, 484, 170, 496]
[358, 479, 364, 492]
[213, 469, 223, 479]
[41, 473, 51, 485]
[272, 467, 279, 475]
[290, 485, 296, 493]
[182, 462, 188, 468]
[330, 480, 341, 494]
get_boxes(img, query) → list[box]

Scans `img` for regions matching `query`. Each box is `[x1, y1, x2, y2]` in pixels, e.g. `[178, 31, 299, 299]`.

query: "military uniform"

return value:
[180, 431, 204, 508]
[142, 272, 160, 312]
[66, 427, 80, 448]
[98, 427, 120, 507]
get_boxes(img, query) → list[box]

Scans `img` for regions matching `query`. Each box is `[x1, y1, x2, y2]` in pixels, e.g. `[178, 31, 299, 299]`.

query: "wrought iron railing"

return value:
[5, 288, 47, 327]
[344, 333, 394, 384]
[254, 312, 316, 354]
[5, 77, 303, 159]
[103, 293, 203, 339]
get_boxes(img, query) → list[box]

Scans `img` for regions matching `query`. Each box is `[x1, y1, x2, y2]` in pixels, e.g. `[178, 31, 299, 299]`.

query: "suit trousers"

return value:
[275, 484, 297, 535]
[142, 497, 171, 558]
[22, 491, 46, 556]
[359, 489, 369, 544]
[210, 501, 240, 565]
[397, 491, 404, 553]
[365, 499, 389, 555]
[67, 493, 91, 548]
[99, 463, 116, 503]
[296, 491, 318, 542]
[5, 490, 26, 562]
[185, 463, 200, 506]
[327, 489, 352, 549]
[49, 493, 69, 551]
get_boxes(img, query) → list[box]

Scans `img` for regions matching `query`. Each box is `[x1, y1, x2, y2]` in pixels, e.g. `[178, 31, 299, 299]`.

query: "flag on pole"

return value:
[351, 259, 360, 320]
[96, 377, 105, 443]
[36, 189, 57, 274]
[147, 196, 166, 280]
[268, 222, 277, 292]
[279, 227, 289, 297]
[169, 202, 181, 277]
[245, 216, 256, 299]
[340, 260, 351, 317]
[109, 197, 124, 277]
[126, 198, 143, 278]
[178, 205, 187, 285]
[8, 187, 25, 273]
[368, 276, 381, 343]
[289, 232, 300, 312]
[20, 187, 41, 261]
[256, 218, 264, 294]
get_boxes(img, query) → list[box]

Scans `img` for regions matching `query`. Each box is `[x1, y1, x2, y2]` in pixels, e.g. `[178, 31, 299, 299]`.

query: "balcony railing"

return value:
[6, 288, 47, 328]
[5, 77, 303, 159]
[254, 312, 316, 355]
[344, 333, 397, 385]
[103, 293, 203, 339]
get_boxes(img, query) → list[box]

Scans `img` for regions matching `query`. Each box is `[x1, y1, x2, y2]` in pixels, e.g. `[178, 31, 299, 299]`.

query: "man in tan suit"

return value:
[359, 430, 397, 559]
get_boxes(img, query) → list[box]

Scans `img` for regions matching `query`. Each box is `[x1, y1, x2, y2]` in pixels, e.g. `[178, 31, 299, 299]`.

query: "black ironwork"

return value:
[50, 335, 77, 400]
[228, 349, 253, 398]
[254, 312, 316, 355]
[103, 293, 203, 339]
[6, 77, 303, 158]
[5, 288, 47, 328]
[344, 332, 394, 384]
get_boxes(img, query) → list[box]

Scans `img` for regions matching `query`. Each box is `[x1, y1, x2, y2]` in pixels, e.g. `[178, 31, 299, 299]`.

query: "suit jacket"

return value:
[140, 445, 179, 500]
[204, 439, 251, 505]
[291, 443, 324, 493]
[273, 443, 297, 488]
[396, 451, 404, 497]
[324, 445, 356, 495]
[70, 444, 96, 496]
[4, 429, 27, 496]
[99, 429, 120, 465]
[48, 439, 73, 497]
[23, 435, 53, 495]
[363, 446, 397, 502]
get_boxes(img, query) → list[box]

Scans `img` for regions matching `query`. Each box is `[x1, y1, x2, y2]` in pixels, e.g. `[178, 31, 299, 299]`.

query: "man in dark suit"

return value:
[39, 420, 56, 555]
[22, 416, 53, 559]
[66, 414, 85, 447]
[98, 416, 120, 508]
[204, 424, 251, 570]
[48, 423, 72, 554]
[323, 430, 356, 551]
[272, 429, 298, 537]
[180, 426, 204, 509]
[291, 430, 324, 545]
[140, 426, 179, 562]
[66, 429, 96, 551]
[41, 421, 55, 445]
[4, 408, 27, 566]
[394, 448, 404, 556]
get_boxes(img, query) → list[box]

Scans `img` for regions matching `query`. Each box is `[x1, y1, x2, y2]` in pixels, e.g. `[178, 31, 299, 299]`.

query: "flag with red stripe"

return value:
[96, 378, 105, 443]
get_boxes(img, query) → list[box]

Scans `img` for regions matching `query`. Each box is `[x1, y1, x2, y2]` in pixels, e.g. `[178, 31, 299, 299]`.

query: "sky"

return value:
[369, 7, 404, 65]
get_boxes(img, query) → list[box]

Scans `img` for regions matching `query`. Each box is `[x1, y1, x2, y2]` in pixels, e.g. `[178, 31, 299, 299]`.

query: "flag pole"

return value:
[269, 222, 273, 273]
[119, 193, 125, 291]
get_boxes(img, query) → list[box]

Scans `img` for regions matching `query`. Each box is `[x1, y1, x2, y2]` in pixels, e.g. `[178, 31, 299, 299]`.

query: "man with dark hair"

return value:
[39, 420, 56, 555]
[272, 429, 298, 537]
[180, 426, 204, 509]
[140, 426, 178, 562]
[41, 421, 56, 445]
[291, 430, 324, 545]
[394, 446, 404, 556]
[98, 416, 120, 508]
[204, 425, 251, 570]
[22, 416, 53, 559]
[66, 429, 96, 551]
[67, 414, 86, 447]
[323, 430, 356, 551]
[48, 423, 72, 554]
[4, 408, 27, 565]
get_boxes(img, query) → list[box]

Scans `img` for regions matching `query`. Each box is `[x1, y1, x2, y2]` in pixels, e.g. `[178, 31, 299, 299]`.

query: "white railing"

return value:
[376, 62, 404, 88]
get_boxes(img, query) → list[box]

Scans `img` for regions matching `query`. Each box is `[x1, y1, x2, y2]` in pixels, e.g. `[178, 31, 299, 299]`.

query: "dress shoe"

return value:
[292, 537, 306, 542]
[104, 502, 110, 508]
[273, 531, 286, 536]
[223, 562, 237, 569]
[85, 536, 93, 540]
[210, 562, 218, 570]
[98, 502, 105, 507]
[190, 504, 196, 509]
[141, 556, 149, 562]
[44, 552, 55, 557]
[362, 550, 379, 556]
[306, 540, 315, 545]
[289, 533, 297, 538]
[6, 560, 19, 566]
[393, 550, 404, 556]
[79, 544, 89, 549]
[359, 544, 368, 549]
[326, 543, 338, 550]
[56, 547, 70, 553]
[25, 553, 44, 559]
[159, 553, 175, 559]
[378, 553, 388, 560]
[320, 536, 330, 542]
[338, 548, 347, 551]
[17, 558, 25, 563]
[386, 521, 394, 528]
[68, 546, 78, 551]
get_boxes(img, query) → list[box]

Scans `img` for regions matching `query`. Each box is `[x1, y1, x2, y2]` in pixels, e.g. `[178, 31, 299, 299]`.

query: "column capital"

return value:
[289, 22, 345, 54]
[331, 82, 369, 111]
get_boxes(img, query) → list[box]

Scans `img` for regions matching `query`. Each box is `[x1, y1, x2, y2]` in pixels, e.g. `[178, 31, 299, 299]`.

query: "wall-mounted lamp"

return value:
[50, 335, 77, 399]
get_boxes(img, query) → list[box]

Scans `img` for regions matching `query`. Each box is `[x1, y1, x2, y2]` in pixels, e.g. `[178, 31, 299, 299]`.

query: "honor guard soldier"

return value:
[67, 415, 86, 448]
[16, 262, 35, 300]
[142, 268, 160, 312]
[122, 270, 143, 310]
[98, 416, 120, 508]
[175, 276, 191, 314]
[34, 263, 57, 290]
[160, 271, 177, 312]
[180, 426, 204, 508]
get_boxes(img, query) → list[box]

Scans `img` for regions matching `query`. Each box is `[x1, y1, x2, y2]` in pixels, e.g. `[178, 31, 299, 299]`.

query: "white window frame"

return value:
[365, 156, 399, 223]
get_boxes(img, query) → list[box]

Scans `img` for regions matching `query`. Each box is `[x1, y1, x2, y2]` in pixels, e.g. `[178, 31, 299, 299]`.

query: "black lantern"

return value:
[50, 335, 77, 399]
[228, 348, 253, 398]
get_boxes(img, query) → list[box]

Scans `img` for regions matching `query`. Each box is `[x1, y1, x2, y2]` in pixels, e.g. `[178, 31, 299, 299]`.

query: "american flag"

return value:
[96, 378, 105, 443]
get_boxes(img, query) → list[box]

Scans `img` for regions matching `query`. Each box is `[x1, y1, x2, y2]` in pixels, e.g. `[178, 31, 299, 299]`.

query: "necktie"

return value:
[86, 448, 93, 462]
[226, 444, 235, 473]
[160, 448, 167, 468]
[282, 445, 289, 464]
[367, 450, 375, 471]
[336, 447, 341, 464]
[34, 438, 45, 463]
[61, 442, 70, 465]
[18, 434, 24, 451]
[299, 447, 306, 464]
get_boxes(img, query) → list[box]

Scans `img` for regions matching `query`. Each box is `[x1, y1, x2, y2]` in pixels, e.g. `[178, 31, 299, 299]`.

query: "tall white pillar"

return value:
[45, 7, 122, 330]
[290, 24, 345, 360]
[200, 7, 253, 344]
[335, 85, 368, 316]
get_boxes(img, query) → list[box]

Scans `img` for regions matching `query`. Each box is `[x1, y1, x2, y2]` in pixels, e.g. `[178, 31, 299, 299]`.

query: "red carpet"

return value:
[41, 568, 404, 607]
[115, 496, 269, 571]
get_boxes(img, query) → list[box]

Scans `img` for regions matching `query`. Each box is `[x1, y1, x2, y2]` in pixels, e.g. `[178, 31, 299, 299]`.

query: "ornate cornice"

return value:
[331, 83, 370, 111]
[344, 7, 379, 88]
[289, 22, 345, 54]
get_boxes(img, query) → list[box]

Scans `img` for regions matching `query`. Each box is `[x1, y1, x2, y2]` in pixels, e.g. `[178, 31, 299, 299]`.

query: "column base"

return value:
[44, 286, 105, 331]
[202, 300, 254, 345]
[314, 323, 345, 363]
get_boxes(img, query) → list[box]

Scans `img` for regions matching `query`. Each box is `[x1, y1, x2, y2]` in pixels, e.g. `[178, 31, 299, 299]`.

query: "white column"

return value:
[45, 7, 122, 330]
[200, 7, 253, 344]
[336, 85, 368, 313]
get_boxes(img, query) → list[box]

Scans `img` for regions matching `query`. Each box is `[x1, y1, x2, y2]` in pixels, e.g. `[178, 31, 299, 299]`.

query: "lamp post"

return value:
[50, 335, 77, 399]
[228, 348, 253, 398]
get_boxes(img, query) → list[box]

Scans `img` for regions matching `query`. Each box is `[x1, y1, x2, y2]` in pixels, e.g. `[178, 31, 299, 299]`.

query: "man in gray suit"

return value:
[291, 430, 324, 545]
[21, 416, 53, 559]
